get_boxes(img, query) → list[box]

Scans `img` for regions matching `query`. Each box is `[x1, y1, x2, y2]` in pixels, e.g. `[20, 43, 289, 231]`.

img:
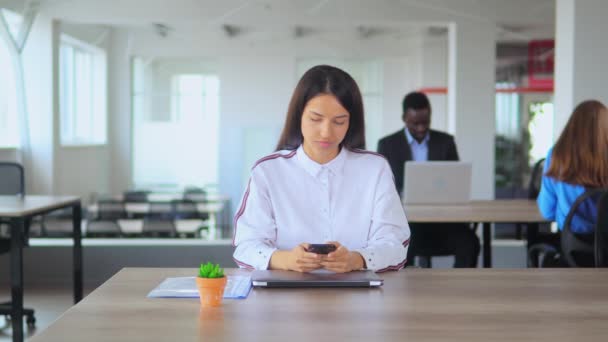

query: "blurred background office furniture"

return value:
[405, 199, 548, 267]
[86, 190, 230, 239]
[519, 158, 548, 243]
[0, 162, 37, 329]
[528, 189, 608, 267]
[595, 192, 608, 267]
[87, 200, 124, 237]
[0, 195, 83, 342]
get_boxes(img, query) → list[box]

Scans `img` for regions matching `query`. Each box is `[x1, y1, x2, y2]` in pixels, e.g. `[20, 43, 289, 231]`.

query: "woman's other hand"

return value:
[320, 241, 365, 273]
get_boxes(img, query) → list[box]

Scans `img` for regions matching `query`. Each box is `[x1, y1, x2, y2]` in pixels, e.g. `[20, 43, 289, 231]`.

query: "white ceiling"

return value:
[3, 0, 555, 42]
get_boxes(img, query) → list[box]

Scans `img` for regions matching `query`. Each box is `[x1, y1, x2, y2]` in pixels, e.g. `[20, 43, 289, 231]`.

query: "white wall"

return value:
[108, 28, 132, 195]
[0, 149, 18, 162]
[380, 57, 412, 139]
[21, 13, 54, 195]
[448, 21, 496, 200]
[420, 34, 448, 132]
[554, 0, 608, 138]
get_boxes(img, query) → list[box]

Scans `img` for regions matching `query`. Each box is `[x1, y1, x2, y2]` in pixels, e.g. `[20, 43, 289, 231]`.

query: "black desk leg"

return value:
[483, 222, 492, 268]
[10, 217, 24, 342]
[73, 202, 83, 303]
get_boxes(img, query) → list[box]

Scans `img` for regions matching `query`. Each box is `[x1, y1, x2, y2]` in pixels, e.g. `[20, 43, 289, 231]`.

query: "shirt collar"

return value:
[296, 145, 347, 178]
[404, 128, 430, 145]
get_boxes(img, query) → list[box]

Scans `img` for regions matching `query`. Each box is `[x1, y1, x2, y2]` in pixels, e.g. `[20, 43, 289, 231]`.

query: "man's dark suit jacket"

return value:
[377, 129, 459, 194]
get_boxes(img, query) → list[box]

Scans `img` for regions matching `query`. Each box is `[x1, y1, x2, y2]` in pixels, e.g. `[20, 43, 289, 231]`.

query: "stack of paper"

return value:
[147, 276, 252, 299]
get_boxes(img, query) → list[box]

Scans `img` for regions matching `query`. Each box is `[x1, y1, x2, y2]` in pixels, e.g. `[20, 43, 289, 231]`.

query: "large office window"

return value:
[495, 83, 525, 193]
[59, 34, 107, 146]
[528, 101, 554, 164]
[0, 8, 21, 148]
[132, 58, 219, 189]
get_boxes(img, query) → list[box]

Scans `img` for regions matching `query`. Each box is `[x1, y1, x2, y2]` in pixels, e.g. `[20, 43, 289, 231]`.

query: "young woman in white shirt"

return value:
[233, 65, 411, 273]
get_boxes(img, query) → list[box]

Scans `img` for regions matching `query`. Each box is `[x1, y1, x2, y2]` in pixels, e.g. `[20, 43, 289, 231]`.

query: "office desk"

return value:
[0, 195, 82, 342]
[89, 199, 230, 233]
[405, 199, 549, 267]
[31, 268, 608, 342]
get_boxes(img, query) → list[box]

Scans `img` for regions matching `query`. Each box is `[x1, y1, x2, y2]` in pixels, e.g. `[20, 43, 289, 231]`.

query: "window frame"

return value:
[130, 57, 220, 189]
[59, 33, 108, 147]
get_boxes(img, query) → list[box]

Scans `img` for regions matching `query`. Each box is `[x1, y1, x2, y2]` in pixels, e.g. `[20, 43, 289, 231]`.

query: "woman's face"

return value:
[300, 94, 350, 164]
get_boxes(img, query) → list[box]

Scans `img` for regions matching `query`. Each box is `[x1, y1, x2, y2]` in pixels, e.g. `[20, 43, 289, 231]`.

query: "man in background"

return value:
[377, 91, 479, 267]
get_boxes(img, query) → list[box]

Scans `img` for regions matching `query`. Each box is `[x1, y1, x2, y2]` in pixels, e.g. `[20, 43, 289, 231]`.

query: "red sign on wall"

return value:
[528, 40, 554, 88]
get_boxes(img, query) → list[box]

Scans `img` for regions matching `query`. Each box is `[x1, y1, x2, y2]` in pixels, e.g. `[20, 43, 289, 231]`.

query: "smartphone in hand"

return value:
[307, 244, 337, 254]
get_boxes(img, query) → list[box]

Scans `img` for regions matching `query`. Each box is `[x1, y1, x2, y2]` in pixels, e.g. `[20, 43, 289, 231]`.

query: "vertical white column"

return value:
[108, 28, 133, 195]
[554, 0, 608, 138]
[420, 34, 448, 132]
[447, 21, 496, 199]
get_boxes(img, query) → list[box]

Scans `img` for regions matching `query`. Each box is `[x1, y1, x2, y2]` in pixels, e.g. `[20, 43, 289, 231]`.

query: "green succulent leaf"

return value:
[198, 262, 225, 278]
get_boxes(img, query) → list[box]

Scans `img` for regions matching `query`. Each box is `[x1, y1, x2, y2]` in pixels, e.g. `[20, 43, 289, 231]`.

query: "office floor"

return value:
[0, 286, 94, 341]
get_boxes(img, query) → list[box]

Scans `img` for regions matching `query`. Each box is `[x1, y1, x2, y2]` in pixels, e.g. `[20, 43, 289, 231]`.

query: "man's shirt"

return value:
[404, 128, 430, 161]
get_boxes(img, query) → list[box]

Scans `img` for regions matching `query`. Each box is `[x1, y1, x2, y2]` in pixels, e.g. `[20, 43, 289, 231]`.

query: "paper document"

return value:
[147, 276, 252, 299]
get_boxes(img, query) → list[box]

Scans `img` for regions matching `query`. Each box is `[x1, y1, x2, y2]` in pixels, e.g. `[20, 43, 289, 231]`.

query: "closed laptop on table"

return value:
[251, 270, 383, 288]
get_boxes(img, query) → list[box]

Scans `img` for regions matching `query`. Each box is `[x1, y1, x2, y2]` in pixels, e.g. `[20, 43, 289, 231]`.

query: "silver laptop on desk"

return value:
[251, 270, 383, 288]
[402, 161, 472, 204]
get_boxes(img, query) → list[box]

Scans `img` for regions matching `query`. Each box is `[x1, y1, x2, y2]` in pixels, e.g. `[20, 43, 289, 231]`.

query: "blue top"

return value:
[537, 148, 597, 234]
[404, 128, 430, 162]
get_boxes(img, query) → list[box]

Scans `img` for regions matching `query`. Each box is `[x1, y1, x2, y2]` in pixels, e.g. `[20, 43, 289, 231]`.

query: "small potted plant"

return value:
[196, 262, 227, 307]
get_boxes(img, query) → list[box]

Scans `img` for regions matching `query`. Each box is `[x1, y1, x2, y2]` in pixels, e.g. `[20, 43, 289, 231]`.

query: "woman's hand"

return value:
[270, 243, 322, 273]
[320, 241, 365, 273]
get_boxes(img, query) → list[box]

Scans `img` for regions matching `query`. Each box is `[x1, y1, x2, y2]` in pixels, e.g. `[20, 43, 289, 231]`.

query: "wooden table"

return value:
[31, 267, 608, 342]
[0, 195, 82, 342]
[404, 199, 549, 267]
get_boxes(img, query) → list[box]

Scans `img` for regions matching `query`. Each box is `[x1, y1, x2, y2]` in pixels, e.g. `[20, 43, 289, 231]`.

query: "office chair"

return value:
[595, 192, 608, 267]
[0, 162, 36, 327]
[527, 158, 546, 199]
[522, 158, 562, 267]
[86, 200, 124, 237]
[528, 189, 606, 267]
[172, 199, 200, 220]
[560, 189, 606, 267]
[183, 187, 207, 202]
[172, 199, 204, 238]
[143, 202, 176, 237]
[516, 158, 547, 241]
[123, 190, 149, 203]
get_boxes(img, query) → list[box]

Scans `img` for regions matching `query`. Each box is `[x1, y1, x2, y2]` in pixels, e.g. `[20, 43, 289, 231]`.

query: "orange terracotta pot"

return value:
[196, 276, 227, 307]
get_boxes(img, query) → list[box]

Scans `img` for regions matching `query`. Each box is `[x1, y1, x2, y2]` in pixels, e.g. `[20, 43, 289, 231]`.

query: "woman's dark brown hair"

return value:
[275, 65, 365, 151]
[546, 100, 608, 188]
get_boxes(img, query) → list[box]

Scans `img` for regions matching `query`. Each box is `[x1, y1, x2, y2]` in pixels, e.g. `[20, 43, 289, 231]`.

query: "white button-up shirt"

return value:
[233, 145, 410, 272]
